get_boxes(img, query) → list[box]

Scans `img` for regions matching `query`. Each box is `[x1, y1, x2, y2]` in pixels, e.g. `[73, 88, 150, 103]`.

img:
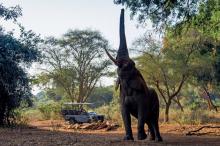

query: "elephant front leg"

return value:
[121, 106, 134, 141]
[137, 106, 147, 140]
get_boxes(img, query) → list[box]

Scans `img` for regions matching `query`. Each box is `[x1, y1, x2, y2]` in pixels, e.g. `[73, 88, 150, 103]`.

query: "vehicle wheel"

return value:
[99, 116, 104, 122]
[88, 119, 92, 123]
[69, 118, 76, 124]
[93, 117, 98, 123]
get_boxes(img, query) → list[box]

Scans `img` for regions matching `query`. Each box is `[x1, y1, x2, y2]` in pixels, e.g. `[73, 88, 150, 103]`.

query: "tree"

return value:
[126, 0, 220, 121]
[0, 4, 41, 125]
[114, 0, 220, 37]
[174, 0, 220, 111]
[37, 30, 111, 103]
[134, 29, 209, 122]
[191, 37, 220, 112]
[114, 0, 204, 29]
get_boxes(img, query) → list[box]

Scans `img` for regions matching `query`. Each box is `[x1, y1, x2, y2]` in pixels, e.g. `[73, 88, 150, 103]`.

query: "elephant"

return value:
[104, 9, 163, 142]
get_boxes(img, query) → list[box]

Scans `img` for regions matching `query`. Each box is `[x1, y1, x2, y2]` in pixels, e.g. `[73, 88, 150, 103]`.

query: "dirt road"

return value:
[0, 120, 219, 146]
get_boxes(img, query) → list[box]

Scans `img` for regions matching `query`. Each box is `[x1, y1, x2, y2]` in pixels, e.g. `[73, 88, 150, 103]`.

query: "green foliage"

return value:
[0, 4, 41, 126]
[191, 0, 220, 39]
[0, 4, 22, 21]
[37, 100, 61, 120]
[12, 108, 29, 126]
[88, 86, 114, 108]
[114, 0, 203, 28]
[35, 29, 111, 103]
[133, 15, 220, 121]
[22, 108, 43, 121]
[181, 93, 207, 110]
[34, 90, 62, 102]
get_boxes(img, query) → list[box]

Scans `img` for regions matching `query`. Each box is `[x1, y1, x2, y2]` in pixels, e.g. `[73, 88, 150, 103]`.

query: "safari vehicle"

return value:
[61, 102, 104, 124]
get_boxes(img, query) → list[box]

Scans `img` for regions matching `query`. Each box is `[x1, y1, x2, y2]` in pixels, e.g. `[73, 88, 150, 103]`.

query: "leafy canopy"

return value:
[0, 3, 41, 125]
[114, 0, 220, 35]
[35, 29, 111, 103]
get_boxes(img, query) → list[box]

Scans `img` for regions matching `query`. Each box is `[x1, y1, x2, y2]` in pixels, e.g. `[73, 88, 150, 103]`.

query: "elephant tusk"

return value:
[104, 48, 118, 65]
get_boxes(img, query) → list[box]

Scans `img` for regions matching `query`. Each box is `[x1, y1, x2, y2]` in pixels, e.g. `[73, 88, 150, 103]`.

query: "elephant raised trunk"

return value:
[104, 9, 130, 65]
[117, 9, 129, 61]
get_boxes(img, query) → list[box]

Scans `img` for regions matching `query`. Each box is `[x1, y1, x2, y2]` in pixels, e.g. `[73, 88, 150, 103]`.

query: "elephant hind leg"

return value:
[151, 119, 163, 142]
[146, 120, 155, 141]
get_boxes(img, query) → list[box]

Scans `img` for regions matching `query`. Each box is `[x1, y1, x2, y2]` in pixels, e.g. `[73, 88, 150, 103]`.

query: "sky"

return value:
[1, 0, 153, 94]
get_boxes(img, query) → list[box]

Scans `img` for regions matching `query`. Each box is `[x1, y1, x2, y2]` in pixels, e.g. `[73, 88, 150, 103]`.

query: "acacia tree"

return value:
[134, 29, 211, 122]
[0, 4, 41, 125]
[38, 30, 111, 103]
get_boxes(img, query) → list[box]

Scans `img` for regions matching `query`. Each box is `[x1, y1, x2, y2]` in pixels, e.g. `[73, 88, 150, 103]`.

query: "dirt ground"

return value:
[0, 120, 220, 146]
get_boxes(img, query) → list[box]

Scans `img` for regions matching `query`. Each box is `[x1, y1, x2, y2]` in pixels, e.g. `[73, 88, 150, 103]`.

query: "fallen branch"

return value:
[65, 121, 119, 131]
[186, 125, 220, 136]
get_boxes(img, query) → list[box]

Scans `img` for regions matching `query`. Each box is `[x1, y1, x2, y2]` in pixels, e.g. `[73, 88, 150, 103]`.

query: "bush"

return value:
[38, 100, 61, 120]
[12, 108, 29, 126]
[23, 109, 43, 121]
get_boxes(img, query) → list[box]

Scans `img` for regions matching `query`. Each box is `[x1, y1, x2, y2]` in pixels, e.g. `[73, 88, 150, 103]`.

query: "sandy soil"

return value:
[0, 120, 219, 146]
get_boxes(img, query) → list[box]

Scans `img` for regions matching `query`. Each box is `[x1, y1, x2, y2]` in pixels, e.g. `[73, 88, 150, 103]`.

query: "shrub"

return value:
[38, 100, 61, 120]
[12, 108, 29, 126]
[169, 108, 219, 125]
[23, 109, 43, 121]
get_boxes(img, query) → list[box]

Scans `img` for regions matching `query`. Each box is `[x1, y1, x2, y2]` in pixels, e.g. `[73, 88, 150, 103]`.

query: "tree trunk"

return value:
[203, 87, 218, 112]
[164, 100, 171, 123]
[164, 100, 171, 122]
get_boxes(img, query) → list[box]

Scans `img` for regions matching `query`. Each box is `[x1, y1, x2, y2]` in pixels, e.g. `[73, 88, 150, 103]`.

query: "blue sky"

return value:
[1, 0, 153, 93]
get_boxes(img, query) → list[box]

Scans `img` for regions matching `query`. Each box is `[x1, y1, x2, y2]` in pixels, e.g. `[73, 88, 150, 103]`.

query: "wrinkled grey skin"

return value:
[116, 59, 163, 141]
